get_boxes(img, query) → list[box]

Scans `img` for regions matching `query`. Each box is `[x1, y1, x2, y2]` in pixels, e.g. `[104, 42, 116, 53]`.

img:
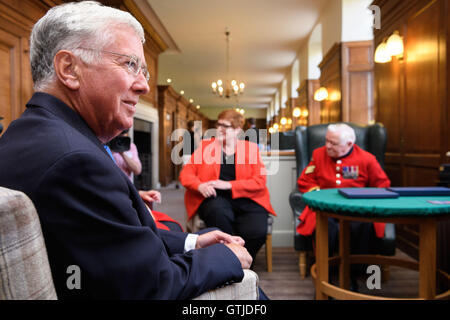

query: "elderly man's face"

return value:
[77, 26, 149, 142]
[325, 130, 353, 158]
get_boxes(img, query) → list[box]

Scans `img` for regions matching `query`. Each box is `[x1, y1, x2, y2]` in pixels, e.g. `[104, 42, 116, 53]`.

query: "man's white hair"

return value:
[30, 1, 145, 91]
[327, 123, 356, 145]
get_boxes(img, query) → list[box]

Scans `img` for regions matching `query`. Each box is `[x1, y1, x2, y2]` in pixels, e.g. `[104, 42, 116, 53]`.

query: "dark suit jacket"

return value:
[0, 92, 243, 299]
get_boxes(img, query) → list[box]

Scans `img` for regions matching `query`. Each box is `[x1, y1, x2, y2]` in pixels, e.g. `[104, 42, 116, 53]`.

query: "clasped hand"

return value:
[198, 180, 232, 198]
[196, 230, 252, 269]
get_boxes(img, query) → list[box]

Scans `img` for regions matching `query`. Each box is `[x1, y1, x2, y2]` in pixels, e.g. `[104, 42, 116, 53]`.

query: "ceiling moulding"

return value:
[124, 0, 180, 53]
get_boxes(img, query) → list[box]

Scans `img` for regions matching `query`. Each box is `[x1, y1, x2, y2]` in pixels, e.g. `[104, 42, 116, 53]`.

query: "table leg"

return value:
[419, 219, 437, 299]
[339, 219, 350, 290]
[316, 211, 329, 300]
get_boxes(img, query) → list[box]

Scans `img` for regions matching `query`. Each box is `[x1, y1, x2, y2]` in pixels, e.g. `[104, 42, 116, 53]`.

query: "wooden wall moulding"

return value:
[318, 41, 374, 125]
[157, 85, 179, 186]
[341, 41, 374, 124]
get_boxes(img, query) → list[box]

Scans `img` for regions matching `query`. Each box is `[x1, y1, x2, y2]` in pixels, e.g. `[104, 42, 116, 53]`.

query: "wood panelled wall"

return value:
[0, 0, 60, 135]
[297, 79, 320, 126]
[319, 43, 342, 123]
[157, 85, 209, 186]
[318, 41, 374, 125]
[0, 0, 164, 134]
[158, 85, 178, 186]
[373, 0, 450, 275]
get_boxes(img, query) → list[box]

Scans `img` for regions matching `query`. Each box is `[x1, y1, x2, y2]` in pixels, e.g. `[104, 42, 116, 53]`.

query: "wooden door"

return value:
[401, 0, 446, 187]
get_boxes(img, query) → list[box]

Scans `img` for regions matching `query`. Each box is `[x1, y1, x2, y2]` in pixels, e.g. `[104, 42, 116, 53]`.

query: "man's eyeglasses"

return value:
[77, 47, 150, 82]
[215, 122, 234, 129]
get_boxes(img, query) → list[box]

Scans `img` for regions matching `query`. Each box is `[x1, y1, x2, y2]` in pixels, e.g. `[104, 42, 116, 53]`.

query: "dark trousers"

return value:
[328, 218, 378, 278]
[197, 195, 268, 261]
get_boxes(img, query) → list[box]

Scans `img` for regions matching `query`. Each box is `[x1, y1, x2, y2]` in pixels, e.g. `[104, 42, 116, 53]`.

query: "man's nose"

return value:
[133, 73, 150, 95]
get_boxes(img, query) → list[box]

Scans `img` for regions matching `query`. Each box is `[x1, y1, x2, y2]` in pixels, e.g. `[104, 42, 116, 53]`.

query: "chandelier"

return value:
[211, 28, 245, 98]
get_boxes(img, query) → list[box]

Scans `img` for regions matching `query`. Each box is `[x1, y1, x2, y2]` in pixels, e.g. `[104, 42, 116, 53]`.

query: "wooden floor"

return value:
[155, 183, 447, 300]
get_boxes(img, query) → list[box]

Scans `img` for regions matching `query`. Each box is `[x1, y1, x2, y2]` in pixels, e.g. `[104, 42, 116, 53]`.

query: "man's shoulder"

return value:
[352, 145, 376, 159]
[312, 145, 327, 157]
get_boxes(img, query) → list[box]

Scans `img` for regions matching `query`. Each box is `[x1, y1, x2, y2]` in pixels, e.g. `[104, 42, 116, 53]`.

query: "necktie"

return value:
[104, 145, 117, 164]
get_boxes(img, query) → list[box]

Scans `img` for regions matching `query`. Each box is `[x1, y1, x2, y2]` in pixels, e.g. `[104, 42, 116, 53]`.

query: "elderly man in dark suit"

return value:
[0, 1, 252, 299]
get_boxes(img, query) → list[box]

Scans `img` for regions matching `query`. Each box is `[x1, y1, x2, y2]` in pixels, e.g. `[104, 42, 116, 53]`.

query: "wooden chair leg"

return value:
[381, 265, 390, 283]
[299, 251, 307, 279]
[265, 234, 272, 272]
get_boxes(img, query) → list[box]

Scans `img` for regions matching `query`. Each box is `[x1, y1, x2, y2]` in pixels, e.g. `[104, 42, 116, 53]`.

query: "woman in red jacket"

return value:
[179, 109, 275, 261]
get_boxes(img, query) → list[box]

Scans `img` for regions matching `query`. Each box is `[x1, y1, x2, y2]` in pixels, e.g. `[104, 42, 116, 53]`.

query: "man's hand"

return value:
[139, 190, 162, 204]
[195, 230, 252, 269]
[195, 230, 245, 249]
[225, 243, 253, 269]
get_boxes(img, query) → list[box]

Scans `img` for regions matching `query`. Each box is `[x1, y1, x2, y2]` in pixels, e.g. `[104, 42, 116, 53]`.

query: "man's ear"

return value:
[53, 50, 80, 90]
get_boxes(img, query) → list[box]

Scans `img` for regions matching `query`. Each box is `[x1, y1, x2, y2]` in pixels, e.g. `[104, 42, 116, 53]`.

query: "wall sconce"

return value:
[374, 41, 392, 63]
[292, 107, 301, 118]
[268, 127, 274, 134]
[375, 31, 404, 63]
[386, 31, 404, 57]
[280, 117, 287, 126]
[273, 123, 279, 131]
[314, 87, 328, 102]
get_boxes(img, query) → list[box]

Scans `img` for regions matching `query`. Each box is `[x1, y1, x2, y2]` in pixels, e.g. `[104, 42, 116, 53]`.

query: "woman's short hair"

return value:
[327, 123, 356, 145]
[30, 1, 145, 91]
[217, 109, 245, 129]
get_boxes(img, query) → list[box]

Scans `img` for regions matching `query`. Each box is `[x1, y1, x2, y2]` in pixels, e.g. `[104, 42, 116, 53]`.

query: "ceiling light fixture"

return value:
[211, 28, 245, 99]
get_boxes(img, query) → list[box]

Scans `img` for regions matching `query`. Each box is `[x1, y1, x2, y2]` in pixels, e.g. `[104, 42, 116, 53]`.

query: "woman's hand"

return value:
[198, 182, 217, 198]
[209, 179, 232, 190]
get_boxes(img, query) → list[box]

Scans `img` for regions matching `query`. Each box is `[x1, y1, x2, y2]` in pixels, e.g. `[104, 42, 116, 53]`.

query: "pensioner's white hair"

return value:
[327, 123, 356, 145]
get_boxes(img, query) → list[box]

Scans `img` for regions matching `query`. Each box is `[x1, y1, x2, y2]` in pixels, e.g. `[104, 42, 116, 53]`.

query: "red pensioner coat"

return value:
[296, 145, 391, 238]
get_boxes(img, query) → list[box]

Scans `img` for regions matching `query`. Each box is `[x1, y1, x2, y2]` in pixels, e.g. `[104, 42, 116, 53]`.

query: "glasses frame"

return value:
[215, 121, 234, 129]
[77, 47, 150, 82]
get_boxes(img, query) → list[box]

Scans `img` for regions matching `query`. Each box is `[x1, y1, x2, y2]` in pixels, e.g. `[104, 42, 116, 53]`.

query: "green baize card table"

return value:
[303, 188, 450, 300]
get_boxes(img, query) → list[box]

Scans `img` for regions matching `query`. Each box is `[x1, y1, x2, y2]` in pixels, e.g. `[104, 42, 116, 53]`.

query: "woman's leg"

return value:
[197, 196, 235, 235]
[232, 198, 268, 261]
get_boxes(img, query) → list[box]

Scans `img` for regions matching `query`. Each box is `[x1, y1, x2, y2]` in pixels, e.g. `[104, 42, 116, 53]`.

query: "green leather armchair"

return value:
[288, 122, 396, 278]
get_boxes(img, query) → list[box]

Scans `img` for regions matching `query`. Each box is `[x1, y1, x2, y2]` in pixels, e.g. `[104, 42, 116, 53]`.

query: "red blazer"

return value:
[152, 210, 184, 231]
[297, 145, 390, 238]
[179, 138, 276, 220]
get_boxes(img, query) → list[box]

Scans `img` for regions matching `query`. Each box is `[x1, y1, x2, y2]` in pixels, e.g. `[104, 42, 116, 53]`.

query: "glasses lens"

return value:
[128, 57, 150, 82]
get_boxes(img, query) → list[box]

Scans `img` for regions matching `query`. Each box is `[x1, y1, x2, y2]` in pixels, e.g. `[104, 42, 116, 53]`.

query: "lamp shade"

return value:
[386, 31, 404, 56]
[374, 42, 392, 63]
[314, 87, 328, 102]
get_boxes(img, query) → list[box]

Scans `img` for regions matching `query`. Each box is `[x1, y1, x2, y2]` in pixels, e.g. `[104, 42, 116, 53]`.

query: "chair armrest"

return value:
[289, 188, 306, 219]
[193, 269, 259, 300]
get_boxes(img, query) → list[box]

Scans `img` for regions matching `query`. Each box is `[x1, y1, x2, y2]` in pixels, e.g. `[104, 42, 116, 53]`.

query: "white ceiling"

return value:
[146, 0, 329, 111]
